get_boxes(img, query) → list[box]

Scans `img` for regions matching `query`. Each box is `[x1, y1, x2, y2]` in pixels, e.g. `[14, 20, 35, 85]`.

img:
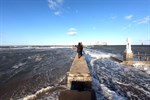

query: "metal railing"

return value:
[134, 52, 150, 61]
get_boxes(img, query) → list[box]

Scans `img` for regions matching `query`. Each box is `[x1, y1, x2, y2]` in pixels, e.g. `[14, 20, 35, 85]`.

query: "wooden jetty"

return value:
[59, 54, 96, 100]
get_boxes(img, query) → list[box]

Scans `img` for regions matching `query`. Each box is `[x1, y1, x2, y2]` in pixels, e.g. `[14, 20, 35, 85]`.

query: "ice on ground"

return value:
[85, 48, 150, 100]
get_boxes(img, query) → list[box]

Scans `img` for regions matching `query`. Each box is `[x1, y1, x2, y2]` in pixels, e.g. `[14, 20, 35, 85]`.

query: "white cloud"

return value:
[67, 31, 77, 35]
[56, 0, 63, 4]
[111, 16, 117, 20]
[125, 14, 133, 20]
[54, 11, 61, 15]
[48, 0, 64, 15]
[67, 28, 78, 36]
[134, 16, 150, 24]
[48, 0, 57, 10]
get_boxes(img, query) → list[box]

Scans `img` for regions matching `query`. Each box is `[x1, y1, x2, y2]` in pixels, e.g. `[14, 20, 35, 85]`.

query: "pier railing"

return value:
[134, 52, 150, 61]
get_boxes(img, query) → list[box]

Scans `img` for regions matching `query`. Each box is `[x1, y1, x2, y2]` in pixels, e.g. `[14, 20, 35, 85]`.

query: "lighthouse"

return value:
[123, 38, 134, 61]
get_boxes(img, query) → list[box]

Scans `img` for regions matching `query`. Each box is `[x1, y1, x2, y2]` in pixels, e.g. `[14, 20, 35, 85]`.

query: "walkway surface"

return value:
[59, 54, 94, 100]
[69, 55, 90, 74]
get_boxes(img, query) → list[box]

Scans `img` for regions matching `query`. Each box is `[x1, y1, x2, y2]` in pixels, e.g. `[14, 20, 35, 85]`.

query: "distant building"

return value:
[95, 41, 107, 45]
[141, 42, 143, 45]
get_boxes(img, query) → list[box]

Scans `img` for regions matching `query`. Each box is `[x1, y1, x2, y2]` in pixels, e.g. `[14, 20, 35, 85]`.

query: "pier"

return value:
[59, 54, 95, 100]
[135, 52, 150, 61]
[67, 55, 91, 89]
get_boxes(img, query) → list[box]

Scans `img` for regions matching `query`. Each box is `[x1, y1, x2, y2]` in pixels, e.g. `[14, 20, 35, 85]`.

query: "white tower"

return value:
[123, 38, 133, 61]
[126, 38, 132, 53]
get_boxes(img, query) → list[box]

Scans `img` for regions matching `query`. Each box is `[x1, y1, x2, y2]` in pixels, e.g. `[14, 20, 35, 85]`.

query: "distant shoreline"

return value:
[0, 44, 149, 48]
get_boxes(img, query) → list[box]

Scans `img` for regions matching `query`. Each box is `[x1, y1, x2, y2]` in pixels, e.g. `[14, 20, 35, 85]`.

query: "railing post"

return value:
[145, 53, 147, 61]
[147, 56, 149, 61]
[138, 52, 140, 61]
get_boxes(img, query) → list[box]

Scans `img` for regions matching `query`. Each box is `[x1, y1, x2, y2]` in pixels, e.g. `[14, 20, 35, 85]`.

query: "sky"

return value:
[0, 0, 150, 45]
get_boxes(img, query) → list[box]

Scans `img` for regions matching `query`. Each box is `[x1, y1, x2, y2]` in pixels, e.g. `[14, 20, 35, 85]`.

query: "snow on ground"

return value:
[84, 48, 150, 100]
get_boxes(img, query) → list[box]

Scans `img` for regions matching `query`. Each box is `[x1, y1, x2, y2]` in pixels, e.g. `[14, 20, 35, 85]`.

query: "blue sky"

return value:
[0, 0, 150, 45]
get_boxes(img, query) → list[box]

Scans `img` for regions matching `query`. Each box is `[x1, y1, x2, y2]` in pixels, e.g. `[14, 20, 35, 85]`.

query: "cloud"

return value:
[122, 24, 131, 30]
[111, 16, 117, 20]
[134, 16, 150, 24]
[67, 28, 78, 36]
[48, 0, 64, 15]
[54, 11, 61, 15]
[125, 14, 133, 20]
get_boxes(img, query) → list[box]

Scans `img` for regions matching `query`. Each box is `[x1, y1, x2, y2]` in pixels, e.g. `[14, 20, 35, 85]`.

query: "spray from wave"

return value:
[22, 86, 52, 100]
[22, 85, 67, 100]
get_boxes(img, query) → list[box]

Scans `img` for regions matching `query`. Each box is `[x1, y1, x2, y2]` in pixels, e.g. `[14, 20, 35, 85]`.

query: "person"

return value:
[77, 42, 83, 58]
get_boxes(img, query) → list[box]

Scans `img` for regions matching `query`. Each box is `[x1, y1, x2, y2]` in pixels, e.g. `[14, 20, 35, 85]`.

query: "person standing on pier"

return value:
[77, 42, 83, 58]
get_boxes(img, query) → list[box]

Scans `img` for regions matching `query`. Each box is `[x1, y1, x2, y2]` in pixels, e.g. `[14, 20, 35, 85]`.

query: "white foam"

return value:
[85, 48, 150, 99]
[50, 46, 73, 49]
[12, 63, 26, 69]
[132, 63, 150, 74]
[35, 56, 42, 62]
[84, 49, 110, 59]
[100, 84, 125, 100]
[22, 86, 52, 100]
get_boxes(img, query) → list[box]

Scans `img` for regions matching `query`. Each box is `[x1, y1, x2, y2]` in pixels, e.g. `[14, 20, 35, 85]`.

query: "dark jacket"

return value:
[77, 43, 83, 52]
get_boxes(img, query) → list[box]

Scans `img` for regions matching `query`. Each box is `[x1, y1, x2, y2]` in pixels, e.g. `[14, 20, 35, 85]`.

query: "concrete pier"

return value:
[123, 52, 134, 61]
[67, 55, 91, 89]
[59, 54, 95, 100]
[59, 90, 92, 100]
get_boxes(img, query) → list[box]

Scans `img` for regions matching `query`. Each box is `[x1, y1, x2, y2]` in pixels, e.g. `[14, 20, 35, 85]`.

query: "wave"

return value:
[22, 86, 53, 100]
[21, 85, 67, 100]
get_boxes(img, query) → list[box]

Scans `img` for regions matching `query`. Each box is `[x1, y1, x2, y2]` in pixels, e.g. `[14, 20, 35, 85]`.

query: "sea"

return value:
[0, 45, 150, 100]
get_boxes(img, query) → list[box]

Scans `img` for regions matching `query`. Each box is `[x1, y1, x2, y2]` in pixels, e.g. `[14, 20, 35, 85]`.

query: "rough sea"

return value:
[0, 45, 150, 100]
